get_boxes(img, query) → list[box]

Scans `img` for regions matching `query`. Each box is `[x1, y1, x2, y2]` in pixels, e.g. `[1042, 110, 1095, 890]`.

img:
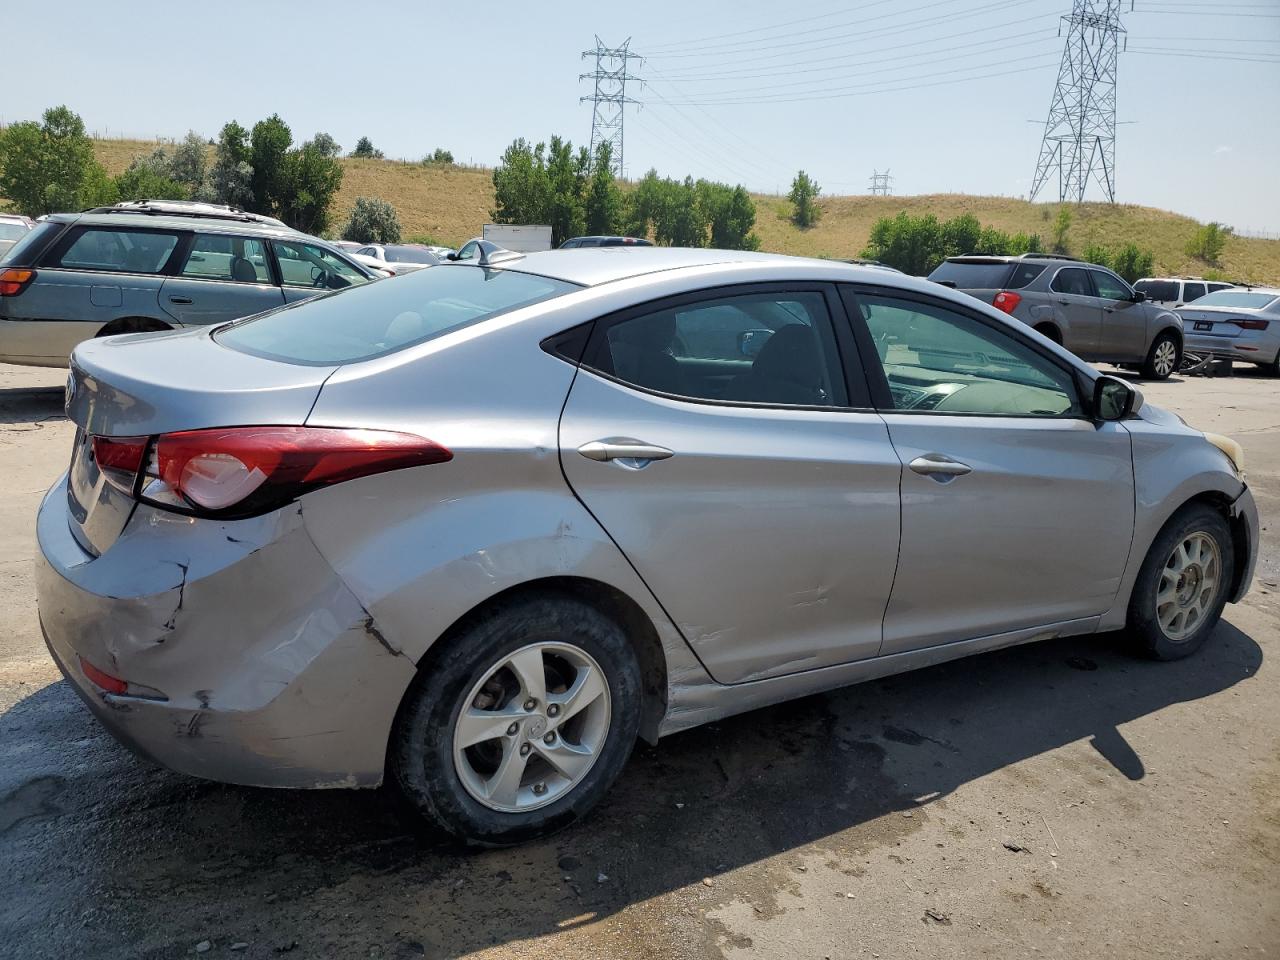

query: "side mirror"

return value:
[1093, 374, 1142, 422]
[1131, 290, 1147, 303]
[738, 328, 772, 358]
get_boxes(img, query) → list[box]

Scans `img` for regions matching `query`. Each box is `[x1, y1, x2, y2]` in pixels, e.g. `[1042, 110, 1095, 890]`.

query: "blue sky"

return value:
[3, 0, 1277, 230]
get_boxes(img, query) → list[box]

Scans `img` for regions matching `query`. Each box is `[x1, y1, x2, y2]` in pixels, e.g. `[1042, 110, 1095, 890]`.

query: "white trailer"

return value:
[482, 224, 553, 253]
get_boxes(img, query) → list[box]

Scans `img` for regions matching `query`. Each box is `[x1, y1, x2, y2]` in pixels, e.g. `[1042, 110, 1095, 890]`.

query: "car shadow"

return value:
[0, 385, 66, 427]
[0, 621, 1262, 957]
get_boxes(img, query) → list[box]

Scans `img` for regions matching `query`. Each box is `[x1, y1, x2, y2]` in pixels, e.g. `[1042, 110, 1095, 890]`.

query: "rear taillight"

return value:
[1229, 318, 1269, 330]
[91, 435, 148, 495]
[0, 268, 35, 296]
[89, 426, 451, 517]
[992, 290, 1022, 315]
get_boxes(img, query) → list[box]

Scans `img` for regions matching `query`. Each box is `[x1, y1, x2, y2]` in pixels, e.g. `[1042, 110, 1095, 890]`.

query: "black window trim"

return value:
[40, 223, 192, 277]
[836, 282, 1093, 421]
[575, 281, 875, 413]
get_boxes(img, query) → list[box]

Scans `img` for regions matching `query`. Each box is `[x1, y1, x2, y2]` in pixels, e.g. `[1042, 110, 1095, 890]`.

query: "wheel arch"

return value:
[1032, 320, 1063, 344]
[95, 315, 174, 338]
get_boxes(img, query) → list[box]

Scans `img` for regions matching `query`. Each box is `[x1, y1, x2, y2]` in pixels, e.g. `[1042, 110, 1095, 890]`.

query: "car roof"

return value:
[49, 210, 308, 239]
[501, 247, 836, 287]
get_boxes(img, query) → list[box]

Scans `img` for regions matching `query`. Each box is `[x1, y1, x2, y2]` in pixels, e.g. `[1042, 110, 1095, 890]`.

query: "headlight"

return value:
[1204, 432, 1245, 478]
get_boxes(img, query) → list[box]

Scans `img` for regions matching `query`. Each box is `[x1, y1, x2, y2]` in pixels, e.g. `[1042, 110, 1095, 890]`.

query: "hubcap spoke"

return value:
[537, 740, 595, 780]
[550, 665, 607, 728]
[1155, 531, 1222, 641]
[484, 741, 531, 807]
[506, 647, 548, 706]
[455, 706, 522, 749]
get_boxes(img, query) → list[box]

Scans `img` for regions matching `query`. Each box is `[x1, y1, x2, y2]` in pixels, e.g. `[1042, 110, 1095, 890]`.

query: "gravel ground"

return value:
[0, 360, 1276, 960]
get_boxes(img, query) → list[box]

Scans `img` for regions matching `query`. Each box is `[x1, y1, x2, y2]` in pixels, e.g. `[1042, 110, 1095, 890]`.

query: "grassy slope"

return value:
[94, 138, 1280, 283]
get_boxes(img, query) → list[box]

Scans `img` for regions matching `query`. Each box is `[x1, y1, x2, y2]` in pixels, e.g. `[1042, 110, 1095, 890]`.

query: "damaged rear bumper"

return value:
[35, 475, 416, 789]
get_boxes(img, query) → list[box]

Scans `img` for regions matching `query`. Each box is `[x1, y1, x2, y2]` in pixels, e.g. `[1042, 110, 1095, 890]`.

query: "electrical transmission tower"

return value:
[868, 170, 894, 196]
[1029, 0, 1130, 204]
[580, 37, 643, 177]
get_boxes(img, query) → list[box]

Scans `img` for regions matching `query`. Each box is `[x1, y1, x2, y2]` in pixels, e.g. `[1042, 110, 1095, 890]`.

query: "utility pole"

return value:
[580, 36, 643, 178]
[1029, 0, 1130, 204]
[868, 169, 894, 196]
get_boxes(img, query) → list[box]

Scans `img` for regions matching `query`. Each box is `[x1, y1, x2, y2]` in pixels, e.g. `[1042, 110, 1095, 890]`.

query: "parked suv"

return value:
[1134, 276, 1234, 309]
[929, 254, 1185, 379]
[0, 202, 375, 368]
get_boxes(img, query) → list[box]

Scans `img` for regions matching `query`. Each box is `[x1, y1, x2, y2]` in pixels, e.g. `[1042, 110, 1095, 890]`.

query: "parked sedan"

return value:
[354, 243, 441, 275]
[1180, 286, 1280, 375]
[37, 245, 1257, 845]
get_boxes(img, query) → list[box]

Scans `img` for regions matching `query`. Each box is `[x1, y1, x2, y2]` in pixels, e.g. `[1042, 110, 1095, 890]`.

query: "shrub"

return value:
[1052, 207, 1072, 254]
[341, 197, 401, 244]
[788, 170, 821, 228]
[861, 212, 943, 275]
[1185, 222, 1232, 264]
[424, 148, 454, 165]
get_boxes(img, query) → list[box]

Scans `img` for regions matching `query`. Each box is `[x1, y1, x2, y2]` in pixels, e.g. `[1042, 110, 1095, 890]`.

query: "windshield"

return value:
[216, 265, 581, 364]
[384, 245, 439, 264]
[1190, 291, 1278, 310]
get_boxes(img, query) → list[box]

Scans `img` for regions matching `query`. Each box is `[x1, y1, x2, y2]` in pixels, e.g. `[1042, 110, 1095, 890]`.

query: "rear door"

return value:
[1091, 268, 1147, 361]
[1047, 267, 1102, 358]
[844, 285, 1134, 654]
[160, 233, 284, 326]
[558, 283, 902, 685]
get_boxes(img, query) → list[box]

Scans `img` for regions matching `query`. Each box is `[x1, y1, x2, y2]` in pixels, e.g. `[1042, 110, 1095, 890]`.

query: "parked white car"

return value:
[1134, 277, 1234, 309]
[355, 243, 441, 275]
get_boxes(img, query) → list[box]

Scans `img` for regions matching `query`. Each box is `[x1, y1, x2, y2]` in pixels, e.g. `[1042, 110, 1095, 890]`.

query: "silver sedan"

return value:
[37, 244, 1258, 845]
[1180, 286, 1280, 376]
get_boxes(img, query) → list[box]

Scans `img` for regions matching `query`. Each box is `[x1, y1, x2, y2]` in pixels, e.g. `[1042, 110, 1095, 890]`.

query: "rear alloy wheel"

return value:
[392, 595, 641, 846]
[1127, 505, 1233, 660]
[1142, 333, 1180, 379]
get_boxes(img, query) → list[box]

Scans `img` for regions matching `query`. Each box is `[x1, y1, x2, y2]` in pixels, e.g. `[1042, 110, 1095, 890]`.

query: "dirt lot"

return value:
[1, 360, 1276, 960]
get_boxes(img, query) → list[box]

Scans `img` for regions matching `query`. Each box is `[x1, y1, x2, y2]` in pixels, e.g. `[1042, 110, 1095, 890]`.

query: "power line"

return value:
[579, 37, 643, 177]
[1030, 0, 1128, 204]
[642, 0, 893, 53]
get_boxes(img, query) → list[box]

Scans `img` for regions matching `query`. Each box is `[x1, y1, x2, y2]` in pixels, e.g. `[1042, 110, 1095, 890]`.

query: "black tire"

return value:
[391, 594, 641, 846]
[1142, 331, 1181, 380]
[1126, 504, 1234, 660]
[1264, 349, 1280, 378]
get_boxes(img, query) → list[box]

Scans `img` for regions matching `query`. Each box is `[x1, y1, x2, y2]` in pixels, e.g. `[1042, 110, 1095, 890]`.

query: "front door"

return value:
[844, 286, 1135, 654]
[1048, 266, 1103, 358]
[559, 285, 902, 685]
[1090, 267, 1147, 362]
[161, 234, 283, 325]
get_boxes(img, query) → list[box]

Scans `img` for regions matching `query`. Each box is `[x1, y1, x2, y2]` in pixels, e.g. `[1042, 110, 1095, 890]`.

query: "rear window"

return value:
[0, 220, 62, 265]
[928, 261, 1013, 290]
[1190, 290, 1279, 310]
[383, 245, 438, 264]
[1181, 282, 1207, 303]
[0, 222, 29, 241]
[1135, 280, 1178, 302]
[216, 265, 581, 364]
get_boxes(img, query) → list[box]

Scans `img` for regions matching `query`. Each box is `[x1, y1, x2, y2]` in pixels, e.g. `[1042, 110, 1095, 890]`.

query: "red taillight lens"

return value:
[79, 656, 128, 695]
[91, 435, 149, 494]
[142, 426, 451, 516]
[1230, 318, 1269, 330]
[992, 290, 1022, 315]
[0, 268, 35, 296]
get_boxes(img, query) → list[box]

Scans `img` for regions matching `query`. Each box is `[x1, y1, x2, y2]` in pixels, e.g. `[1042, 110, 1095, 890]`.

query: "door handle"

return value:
[168, 296, 193, 305]
[578, 439, 674, 463]
[1057, 298, 1070, 306]
[908, 454, 972, 479]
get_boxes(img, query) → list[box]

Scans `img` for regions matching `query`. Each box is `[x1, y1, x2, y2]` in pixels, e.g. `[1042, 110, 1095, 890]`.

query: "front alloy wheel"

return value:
[1144, 335, 1180, 379]
[1155, 532, 1221, 641]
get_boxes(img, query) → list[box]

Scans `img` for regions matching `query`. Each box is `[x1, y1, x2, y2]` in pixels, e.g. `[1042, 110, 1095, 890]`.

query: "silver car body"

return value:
[36, 249, 1258, 789]
[1180, 287, 1280, 371]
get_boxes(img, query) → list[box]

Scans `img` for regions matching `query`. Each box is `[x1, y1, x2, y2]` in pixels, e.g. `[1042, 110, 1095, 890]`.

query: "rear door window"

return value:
[1051, 268, 1093, 297]
[1181, 282, 1207, 303]
[180, 234, 272, 283]
[53, 228, 181, 274]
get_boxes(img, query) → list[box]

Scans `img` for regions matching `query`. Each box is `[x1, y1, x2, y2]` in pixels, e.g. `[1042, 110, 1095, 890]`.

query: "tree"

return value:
[940, 213, 981, 258]
[789, 170, 821, 228]
[861, 212, 944, 275]
[249, 114, 293, 216]
[308, 132, 342, 159]
[350, 136, 383, 159]
[203, 121, 254, 208]
[341, 197, 402, 243]
[1185, 222, 1232, 264]
[1051, 206, 1072, 254]
[492, 138, 553, 228]
[114, 153, 188, 201]
[584, 142, 622, 236]
[697, 180, 759, 250]
[1110, 242, 1154, 284]
[0, 105, 107, 216]
[424, 148, 454, 165]
[168, 131, 208, 190]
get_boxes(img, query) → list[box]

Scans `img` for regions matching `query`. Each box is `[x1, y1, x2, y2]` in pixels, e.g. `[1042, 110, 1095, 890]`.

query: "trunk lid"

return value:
[64, 327, 337, 555]
[1180, 305, 1253, 340]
